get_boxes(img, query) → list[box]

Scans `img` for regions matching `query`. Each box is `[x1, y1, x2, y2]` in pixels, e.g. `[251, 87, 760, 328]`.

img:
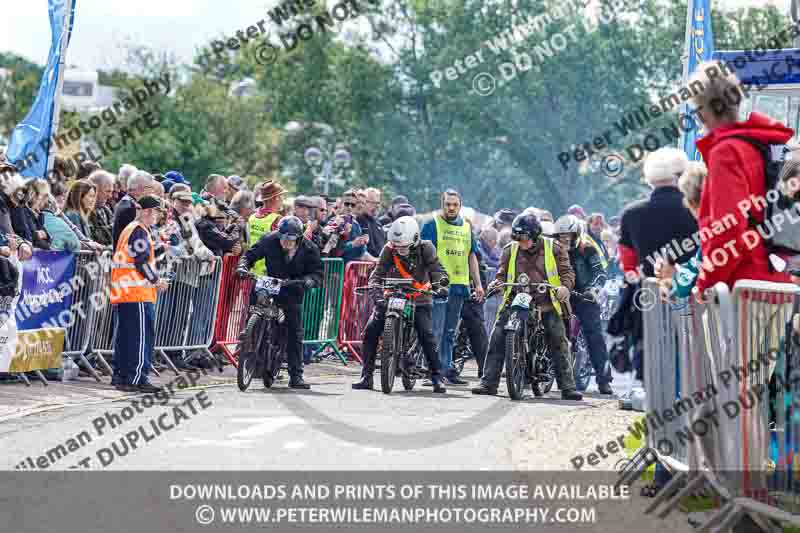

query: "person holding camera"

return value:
[321, 189, 368, 262]
[352, 216, 450, 393]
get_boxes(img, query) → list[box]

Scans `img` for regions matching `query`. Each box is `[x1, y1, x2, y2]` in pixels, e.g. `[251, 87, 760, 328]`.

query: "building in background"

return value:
[60, 69, 116, 113]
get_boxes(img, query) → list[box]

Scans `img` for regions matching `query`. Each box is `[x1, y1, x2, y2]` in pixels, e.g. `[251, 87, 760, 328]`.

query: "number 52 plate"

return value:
[511, 293, 532, 309]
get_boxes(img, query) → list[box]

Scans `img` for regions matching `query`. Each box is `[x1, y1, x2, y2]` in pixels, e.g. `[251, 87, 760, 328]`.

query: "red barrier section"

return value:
[211, 255, 255, 366]
[338, 261, 376, 364]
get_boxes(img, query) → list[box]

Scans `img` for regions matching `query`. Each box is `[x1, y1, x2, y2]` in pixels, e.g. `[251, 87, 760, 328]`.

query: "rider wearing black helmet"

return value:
[236, 215, 323, 389]
[472, 213, 582, 400]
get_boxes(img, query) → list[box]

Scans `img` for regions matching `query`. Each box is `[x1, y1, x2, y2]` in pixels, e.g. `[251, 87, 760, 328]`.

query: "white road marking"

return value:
[283, 441, 306, 450]
[362, 447, 383, 454]
[174, 438, 256, 449]
[229, 416, 307, 438]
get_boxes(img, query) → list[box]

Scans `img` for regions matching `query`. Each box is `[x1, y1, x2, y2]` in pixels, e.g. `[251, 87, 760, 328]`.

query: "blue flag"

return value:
[6, 0, 76, 179]
[682, 0, 713, 161]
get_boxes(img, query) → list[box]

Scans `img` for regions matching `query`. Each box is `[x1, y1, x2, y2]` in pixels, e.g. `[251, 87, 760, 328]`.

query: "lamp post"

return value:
[304, 142, 351, 196]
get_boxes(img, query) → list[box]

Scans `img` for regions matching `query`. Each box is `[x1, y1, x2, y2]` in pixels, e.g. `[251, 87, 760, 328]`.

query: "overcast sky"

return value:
[0, 0, 790, 71]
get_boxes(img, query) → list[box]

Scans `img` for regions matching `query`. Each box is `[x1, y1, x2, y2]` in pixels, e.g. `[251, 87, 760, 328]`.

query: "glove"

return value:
[304, 278, 315, 289]
[435, 287, 449, 299]
[555, 286, 570, 302]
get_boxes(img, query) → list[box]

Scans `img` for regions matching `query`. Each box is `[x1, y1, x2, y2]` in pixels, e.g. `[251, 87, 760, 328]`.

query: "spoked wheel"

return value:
[264, 325, 287, 388]
[237, 314, 264, 392]
[381, 317, 400, 394]
[452, 320, 471, 376]
[531, 331, 554, 396]
[402, 342, 423, 391]
[504, 329, 527, 400]
[572, 331, 593, 392]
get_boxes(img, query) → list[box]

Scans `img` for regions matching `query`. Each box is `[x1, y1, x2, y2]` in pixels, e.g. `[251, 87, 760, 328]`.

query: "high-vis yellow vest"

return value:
[248, 212, 280, 275]
[434, 214, 471, 286]
[584, 235, 608, 269]
[498, 238, 563, 317]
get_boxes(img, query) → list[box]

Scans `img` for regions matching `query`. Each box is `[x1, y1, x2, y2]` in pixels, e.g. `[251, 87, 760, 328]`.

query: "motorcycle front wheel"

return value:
[237, 314, 264, 391]
[504, 328, 527, 401]
[572, 331, 592, 392]
[381, 316, 400, 394]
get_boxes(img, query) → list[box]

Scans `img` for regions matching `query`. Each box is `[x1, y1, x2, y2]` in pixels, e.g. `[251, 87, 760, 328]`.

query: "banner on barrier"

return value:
[17, 251, 76, 331]
[0, 328, 65, 373]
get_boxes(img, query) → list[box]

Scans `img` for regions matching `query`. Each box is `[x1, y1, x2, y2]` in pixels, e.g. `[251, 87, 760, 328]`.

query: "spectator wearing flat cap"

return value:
[226, 175, 245, 204]
[303, 196, 327, 250]
[110, 194, 169, 392]
[377, 195, 409, 227]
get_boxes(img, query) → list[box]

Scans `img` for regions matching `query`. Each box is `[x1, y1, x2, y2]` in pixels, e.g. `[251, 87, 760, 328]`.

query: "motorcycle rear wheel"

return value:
[381, 317, 399, 394]
[572, 332, 593, 392]
[505, 330, 526, 401]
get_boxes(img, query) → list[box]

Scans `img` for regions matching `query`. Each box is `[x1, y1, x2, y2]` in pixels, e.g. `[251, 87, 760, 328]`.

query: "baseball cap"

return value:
[137, 195, 162, 209]
[227, 175, 244, 191]
[165, 170, 187, 184]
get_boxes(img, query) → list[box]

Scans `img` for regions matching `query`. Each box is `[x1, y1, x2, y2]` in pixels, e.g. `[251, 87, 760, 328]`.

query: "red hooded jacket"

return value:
[694, 112, 793, 292]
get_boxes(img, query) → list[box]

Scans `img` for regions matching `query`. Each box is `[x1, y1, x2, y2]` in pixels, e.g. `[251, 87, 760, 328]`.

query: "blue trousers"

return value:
[113, 302, 155, 385]
[432, 289, 466, 377]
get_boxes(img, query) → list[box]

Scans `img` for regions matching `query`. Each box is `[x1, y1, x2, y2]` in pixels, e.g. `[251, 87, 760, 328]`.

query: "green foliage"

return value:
[6, 0, 792, 217]
[0, 52, 44, 138]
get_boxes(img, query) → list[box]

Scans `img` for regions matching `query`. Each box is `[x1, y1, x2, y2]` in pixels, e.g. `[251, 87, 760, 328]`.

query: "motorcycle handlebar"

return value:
[486, 281, 596, 302]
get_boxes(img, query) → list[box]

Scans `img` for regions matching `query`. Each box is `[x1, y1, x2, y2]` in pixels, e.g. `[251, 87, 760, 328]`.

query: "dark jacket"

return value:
[495, 237, 575, 313]
[112, 194, 137, 250]
[568, 242, 606, 294]
[11, 206, 49, 249]
[618, 186, 698, 278]
[0, 193, 13, 236]
[196, 217, 239, 256]
[241, 231, 324, 302]
[89, 204, 113, 246]
[368, 241, 447, 306]
[356, 213, 387, 257]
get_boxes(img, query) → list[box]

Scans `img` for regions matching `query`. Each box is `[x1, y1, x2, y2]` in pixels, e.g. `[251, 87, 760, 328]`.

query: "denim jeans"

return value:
[432, 288, 466, 378]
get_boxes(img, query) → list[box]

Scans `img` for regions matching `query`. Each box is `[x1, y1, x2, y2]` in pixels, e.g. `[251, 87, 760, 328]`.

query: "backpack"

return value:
[729, 135, 800, 258]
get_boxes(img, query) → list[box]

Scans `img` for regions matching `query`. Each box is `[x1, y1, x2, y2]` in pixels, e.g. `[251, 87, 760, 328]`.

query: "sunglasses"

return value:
[343, 202, 357, 207]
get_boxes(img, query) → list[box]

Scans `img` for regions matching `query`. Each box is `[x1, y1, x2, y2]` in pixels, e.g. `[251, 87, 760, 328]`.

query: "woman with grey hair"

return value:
[687, 60, 794, 297]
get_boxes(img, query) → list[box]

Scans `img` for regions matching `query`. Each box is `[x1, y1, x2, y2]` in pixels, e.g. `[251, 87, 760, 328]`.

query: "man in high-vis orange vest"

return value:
[110, 195, 169, 393]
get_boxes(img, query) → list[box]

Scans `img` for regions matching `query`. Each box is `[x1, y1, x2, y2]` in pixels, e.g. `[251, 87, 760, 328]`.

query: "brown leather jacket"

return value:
[495, 237, 575, 312]
[368, 240, 447, 305]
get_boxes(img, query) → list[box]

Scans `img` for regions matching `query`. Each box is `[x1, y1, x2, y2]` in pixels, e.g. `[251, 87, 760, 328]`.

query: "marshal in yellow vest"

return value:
[248, 212, 281, 275]
[433, 214, 471, 286]
[498, 238, 563, 317]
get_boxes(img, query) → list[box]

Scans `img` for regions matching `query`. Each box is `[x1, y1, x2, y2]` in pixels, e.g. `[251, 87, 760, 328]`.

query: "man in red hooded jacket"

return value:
[689, 60, 794, 298]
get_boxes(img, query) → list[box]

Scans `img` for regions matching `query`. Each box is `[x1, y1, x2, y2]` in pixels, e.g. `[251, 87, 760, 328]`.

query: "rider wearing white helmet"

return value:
[554, 214, 613, 395]
[352, 216, 450, 393]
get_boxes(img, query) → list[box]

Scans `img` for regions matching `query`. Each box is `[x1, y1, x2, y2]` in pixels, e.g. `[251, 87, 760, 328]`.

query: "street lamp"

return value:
[304, 143, 351, 195]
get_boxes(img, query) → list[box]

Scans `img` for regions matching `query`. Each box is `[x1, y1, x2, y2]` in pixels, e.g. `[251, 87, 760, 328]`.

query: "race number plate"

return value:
[511, 293, 532, 309]
[256, 276, 283, 295]
[388, 297, 407, 312]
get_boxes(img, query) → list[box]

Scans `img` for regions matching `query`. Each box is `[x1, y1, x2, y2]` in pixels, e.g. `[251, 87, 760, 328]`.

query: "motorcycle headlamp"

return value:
[517, 273, 530, 285]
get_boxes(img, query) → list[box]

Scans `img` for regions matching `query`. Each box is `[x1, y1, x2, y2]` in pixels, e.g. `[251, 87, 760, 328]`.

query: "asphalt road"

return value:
[0, 362, 634, 471]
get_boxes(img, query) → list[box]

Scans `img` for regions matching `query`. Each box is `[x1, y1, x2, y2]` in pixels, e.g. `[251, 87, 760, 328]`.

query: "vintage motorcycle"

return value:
[357, 277, 448, 394]
[489, 274, 594, 400]
[236, 275, 295, 391]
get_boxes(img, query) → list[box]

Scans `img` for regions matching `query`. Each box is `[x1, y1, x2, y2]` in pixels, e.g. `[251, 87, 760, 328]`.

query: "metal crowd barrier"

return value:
[61, 251, 113, 381]
[301, 258, 346, 364]
[210, 255, 254, 368]
[337, 261, 376, 364]
[619, 279, 800, 531]
[154, 256, 223, 372]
